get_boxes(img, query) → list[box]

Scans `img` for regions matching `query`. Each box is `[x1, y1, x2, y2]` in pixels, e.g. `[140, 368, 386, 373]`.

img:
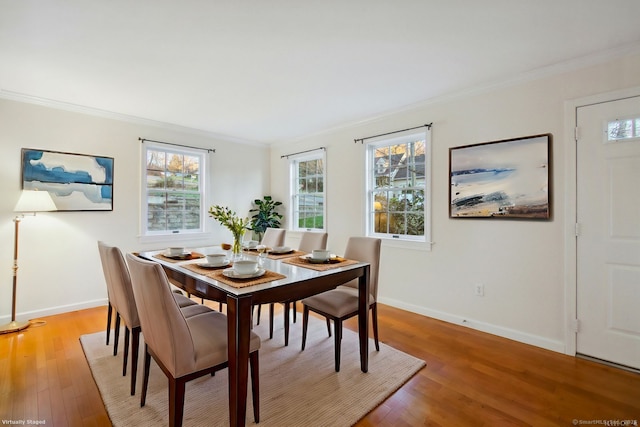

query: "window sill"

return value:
[379, 237, 433, 252]
[138, 232, 213, 246]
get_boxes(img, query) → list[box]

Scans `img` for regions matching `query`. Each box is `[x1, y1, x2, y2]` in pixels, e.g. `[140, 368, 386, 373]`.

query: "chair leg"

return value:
[292, 300, 297, 323]
[268, 303, 274, 339]
[131, 327, 140, 395]
[334, 319, 342, 372]
[168, 377, 186, 427]
[106, 302, 112, 345]
[123, 326, 130, 376]
[283, 301, 290, 346]
[301, 306, 309, 350]
[326, 318, 332, 337]
[371, 303, 380, 351]
[250, 351, 260, 423]
[255, 304, 262, 325]
[218, 302, 223, 312]
[141, 345, 151, 407]
[113, 313, 121, 356]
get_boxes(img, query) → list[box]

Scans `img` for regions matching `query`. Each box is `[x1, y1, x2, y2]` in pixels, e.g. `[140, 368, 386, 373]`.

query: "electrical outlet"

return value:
[474, 283, 484, 297]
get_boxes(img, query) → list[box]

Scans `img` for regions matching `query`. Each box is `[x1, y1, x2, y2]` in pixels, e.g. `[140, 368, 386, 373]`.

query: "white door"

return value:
[576, 95, 640, 370]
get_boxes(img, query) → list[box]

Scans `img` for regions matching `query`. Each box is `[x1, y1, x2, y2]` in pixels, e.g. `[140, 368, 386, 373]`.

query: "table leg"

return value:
[227, 294, 252, 427]
[358, 265, 370, 373]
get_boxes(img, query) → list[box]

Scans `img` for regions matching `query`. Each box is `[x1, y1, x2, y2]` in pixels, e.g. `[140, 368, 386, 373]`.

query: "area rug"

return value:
[80, 312, 425, 426]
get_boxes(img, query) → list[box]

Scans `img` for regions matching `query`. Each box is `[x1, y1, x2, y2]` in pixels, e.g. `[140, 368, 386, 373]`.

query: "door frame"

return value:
[563, 86, 640, 356]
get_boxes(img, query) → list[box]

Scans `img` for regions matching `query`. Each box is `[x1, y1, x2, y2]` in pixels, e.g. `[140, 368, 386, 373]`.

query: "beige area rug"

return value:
[80, 313, 425, 426]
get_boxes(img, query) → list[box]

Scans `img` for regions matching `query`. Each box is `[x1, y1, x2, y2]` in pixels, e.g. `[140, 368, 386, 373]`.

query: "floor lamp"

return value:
[0, 190, 57, 334]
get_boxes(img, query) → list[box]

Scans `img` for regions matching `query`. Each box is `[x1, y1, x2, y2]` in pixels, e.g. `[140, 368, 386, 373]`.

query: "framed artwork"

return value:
[449, 134, 551, 219]
[21, 148, 114, 211]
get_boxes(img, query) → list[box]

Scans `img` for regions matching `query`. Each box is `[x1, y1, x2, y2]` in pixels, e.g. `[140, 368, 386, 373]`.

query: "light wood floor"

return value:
[1, 303, 639, 426]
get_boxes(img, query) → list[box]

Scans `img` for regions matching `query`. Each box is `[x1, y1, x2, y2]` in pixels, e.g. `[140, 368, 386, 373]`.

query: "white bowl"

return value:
[205, 253, 227, 265]
[271, 246, 291, 253]
[168, 247, 185, 256]
[233, 260, 259, 275]
[312, 249, 330, 260]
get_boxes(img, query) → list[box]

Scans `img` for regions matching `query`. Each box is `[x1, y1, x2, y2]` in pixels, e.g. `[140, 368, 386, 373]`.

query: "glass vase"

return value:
[231, 230, 245, 261]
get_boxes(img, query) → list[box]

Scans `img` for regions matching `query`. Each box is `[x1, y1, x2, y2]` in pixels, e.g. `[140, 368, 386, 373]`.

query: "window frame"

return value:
[139, 141, 208, 241]
[289, 150, 327, 232]
[364, 129, 432, 250]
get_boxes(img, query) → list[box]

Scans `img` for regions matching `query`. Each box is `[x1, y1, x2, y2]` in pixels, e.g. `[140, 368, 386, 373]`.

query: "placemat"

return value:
[267, 249, 306, 260]
[153, 252, 205, 263]
[182, 262, 232, 275]
[207, 269, 287, 288]
[282, 256, 360, 271]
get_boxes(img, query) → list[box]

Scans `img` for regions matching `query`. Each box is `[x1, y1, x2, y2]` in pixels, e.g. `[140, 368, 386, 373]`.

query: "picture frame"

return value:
[21, 148, 114, 211]
[449, 134, 551, 219]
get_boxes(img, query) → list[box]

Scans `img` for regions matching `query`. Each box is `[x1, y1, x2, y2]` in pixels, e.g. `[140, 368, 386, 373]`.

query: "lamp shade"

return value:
[14, 190, 57, 213]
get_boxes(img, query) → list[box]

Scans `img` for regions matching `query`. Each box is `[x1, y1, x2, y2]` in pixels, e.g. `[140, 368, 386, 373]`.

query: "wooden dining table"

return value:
[137, 247, 371, 427]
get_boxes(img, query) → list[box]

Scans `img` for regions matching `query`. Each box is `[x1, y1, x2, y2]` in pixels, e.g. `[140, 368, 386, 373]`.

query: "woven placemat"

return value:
[153, 252, 205, 263]
[267, 249, 306, 260]
[282, 256, 359, 271]
[206, 269, 287, 288]
[182, 262, 231, 276]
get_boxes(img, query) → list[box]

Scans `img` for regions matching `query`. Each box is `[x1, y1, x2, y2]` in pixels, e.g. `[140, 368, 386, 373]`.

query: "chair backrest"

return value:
[98, 241, 140, 328]
[261, 227, 286, 247]
[125, 253, 195, 377]
[298, 231, 328, 253]
[342, 237, 382, 298]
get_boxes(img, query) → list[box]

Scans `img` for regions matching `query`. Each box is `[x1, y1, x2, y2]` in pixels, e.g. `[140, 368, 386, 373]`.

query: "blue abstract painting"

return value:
[449, 134, 550, 219]
[22, 148, 114, 211]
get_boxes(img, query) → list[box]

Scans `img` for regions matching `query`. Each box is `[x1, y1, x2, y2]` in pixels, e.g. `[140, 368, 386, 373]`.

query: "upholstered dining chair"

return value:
[263, 231, 329, 344]
[260, 227, 286, 248]
[300, 236, 381, 372]
[125, 254, 261, 427]
[97, 242, 207, 396]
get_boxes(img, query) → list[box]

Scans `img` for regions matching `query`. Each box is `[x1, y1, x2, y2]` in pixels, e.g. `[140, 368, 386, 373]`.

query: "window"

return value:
[141, 142, 206, 236]
[607, 117, 640, 142]
[290, 151, 325, 230]
[366, 129, 431, 244]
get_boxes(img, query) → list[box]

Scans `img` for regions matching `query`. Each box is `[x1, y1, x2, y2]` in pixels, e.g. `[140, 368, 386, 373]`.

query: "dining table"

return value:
[137, 246, 371, 427]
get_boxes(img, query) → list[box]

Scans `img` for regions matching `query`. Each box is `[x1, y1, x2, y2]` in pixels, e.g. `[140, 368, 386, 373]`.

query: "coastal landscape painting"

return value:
[21, 148, 114, 211]
[449, 134, 550, 219]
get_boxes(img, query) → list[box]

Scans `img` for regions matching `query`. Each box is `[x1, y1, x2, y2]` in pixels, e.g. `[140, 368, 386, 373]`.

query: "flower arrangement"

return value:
[208, 205, 250, 257]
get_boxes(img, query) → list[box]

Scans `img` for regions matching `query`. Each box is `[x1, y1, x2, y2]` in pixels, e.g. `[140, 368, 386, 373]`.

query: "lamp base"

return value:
[0, 320, 30, 334]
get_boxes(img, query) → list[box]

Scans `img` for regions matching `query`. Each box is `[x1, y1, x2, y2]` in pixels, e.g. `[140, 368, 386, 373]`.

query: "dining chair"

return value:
[260, 227, 286, 247]
[97, 242, 207, 396]
[300, 236, 381, 372]
[253, 227, 286, 326]
[262, 231, 329, 345]
[125, 253, 261, 427]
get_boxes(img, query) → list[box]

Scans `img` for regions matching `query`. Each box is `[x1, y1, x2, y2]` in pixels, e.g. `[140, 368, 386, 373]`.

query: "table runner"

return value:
[282, 255, 360, 271]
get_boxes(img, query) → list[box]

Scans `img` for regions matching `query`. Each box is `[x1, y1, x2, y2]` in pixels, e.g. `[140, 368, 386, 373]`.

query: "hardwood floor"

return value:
[1, 303, 638, 426]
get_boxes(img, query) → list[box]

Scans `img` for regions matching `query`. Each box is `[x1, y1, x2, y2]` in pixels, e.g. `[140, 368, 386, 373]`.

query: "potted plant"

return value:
[249, 196, 283, 242]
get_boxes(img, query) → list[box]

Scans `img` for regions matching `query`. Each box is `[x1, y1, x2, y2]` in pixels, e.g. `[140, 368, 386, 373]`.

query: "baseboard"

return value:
[378, 297, 565, 354]
[0, 299, 108, 324]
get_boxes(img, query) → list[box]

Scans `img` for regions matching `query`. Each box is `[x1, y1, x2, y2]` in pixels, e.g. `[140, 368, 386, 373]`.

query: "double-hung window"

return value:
[289, 151, 326, 231]
[365, 129, 431, 246]
[141, 142, 206, 237]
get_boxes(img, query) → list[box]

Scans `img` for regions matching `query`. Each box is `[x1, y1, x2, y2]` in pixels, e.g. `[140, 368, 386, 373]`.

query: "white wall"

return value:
[0, 98, 270, 322]
[270, 52, 640, 353]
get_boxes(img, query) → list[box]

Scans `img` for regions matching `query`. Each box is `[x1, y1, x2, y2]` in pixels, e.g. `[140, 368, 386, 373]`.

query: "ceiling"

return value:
[2, 1, 640, 144]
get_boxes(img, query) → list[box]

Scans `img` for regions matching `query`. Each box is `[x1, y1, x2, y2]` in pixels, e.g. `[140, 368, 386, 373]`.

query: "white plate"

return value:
[164, 250, 191, 258]
[222, 268, 266, 279]
[270, 246, 292, 254]
[197, 262, 230, 268]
